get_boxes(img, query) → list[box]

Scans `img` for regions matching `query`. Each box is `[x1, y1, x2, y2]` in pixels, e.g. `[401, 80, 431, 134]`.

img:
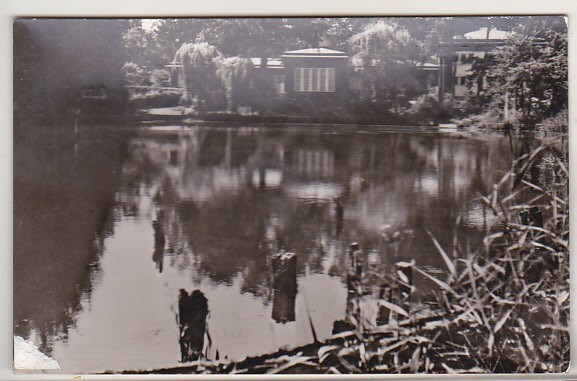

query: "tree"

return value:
[123, 20, 162, 69]
[478, 17, 568, 126]
[349, 21, 426, 114]
[152, 19, 210, 63]
[215, 56, 257, 113]
[174, 40, 224, 112]
[14, 19, 130, 123]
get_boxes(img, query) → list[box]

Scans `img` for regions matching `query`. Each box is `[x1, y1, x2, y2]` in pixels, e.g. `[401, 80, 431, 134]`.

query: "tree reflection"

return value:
[152, 211, 166, 273]
[14, 126, 129, 355]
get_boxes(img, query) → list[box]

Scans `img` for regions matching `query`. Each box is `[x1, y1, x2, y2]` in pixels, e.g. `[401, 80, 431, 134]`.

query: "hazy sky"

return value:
[141, 18, 160, 31]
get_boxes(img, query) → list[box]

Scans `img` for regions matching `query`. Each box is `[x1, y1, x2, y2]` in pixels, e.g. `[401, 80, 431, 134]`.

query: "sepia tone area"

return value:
[13, 17, 568, 374]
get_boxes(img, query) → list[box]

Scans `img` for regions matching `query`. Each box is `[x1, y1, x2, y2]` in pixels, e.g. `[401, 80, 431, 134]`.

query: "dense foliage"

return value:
[467, 17, 568, 128]
[173, 41, 224, 111]
[214, 56, 257, 113]
[350, 21, 427, 114]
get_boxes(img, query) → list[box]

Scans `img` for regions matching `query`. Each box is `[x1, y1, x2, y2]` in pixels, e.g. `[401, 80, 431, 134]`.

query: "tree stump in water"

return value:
[347, 243, 363, 290]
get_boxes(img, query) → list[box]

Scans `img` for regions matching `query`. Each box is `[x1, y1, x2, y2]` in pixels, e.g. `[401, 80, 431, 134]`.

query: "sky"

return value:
[141, 18, 161, 32]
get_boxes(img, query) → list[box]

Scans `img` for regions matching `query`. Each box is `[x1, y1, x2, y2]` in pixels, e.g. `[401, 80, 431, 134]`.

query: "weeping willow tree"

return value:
[173, 40, 224, 112]
[215, 56, 256, 113]
[349, 21, 426, 114]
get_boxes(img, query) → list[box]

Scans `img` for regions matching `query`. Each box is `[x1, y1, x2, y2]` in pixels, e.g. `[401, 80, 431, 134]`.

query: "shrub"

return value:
[537, 109, 568, 134]
[129, 89, 182, 109]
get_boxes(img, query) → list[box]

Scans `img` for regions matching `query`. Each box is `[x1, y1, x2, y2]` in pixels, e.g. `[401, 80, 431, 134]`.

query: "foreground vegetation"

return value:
[121, 133, 568, 375]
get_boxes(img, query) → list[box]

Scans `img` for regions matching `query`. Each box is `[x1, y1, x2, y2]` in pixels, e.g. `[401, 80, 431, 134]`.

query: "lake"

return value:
[14, 124, 518, 373]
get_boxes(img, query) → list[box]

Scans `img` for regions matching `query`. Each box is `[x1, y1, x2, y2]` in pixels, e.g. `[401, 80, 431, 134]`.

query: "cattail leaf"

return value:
[327, 366, 341, 374]
[483, 232, 504, 247]
[379, 300, 409, 317]
[425, 229, 456, 277]
[557, 290, 569, 304]
[555, 156, 568, 176]
[267, 355, 312, 374]
[487, 333, 494, 356]
[472, 263, 488, 278]
[517, 318, 535, 352]
[494, 309, 513, 334]
[414, 267, 457, 296]
[521, 179, 545, 193]
[410, 347, 420, 373]
[318, 345, 339, 363]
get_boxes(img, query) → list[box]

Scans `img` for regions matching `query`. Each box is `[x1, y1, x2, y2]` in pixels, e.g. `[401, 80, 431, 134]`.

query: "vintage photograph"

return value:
[13, 16, 568, 374]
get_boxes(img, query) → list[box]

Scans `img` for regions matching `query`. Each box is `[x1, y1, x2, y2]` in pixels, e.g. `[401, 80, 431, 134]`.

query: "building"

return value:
[280, 48, 349, 98]
[437, 27, 513, 99]
[250, 58, 285, 97]
[167, 30, 516, 113]
[168, 47, 351, 109]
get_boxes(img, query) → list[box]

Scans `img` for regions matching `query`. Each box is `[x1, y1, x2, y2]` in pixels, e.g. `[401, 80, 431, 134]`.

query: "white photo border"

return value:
[3, 0, 576, 380]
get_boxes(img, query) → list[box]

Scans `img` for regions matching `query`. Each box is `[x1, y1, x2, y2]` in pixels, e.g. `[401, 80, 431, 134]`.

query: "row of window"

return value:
[294, 68, 336, 93]
[271, 71, 365, 93]
[458, 53, 475, 62]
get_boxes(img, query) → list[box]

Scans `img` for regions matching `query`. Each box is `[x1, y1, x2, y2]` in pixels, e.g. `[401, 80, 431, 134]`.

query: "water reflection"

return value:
[15, 125, 520, 372]
[178, 289, 210, 362]
[13, 126, 129, 357]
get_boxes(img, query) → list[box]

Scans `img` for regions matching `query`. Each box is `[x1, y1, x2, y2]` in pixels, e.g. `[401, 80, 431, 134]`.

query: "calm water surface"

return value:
[14, 124, 516, 373]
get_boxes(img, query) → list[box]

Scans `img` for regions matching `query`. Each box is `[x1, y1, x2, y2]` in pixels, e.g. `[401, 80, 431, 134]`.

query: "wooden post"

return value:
[395, 260, 415, 308]
[272, 252, 297, 323]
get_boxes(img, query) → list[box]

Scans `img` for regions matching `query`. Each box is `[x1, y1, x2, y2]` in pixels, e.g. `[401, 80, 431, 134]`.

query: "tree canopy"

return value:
[471, 16, 568, 126]
[174, 40, 224, 111]
[349, 20, 427, 113]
